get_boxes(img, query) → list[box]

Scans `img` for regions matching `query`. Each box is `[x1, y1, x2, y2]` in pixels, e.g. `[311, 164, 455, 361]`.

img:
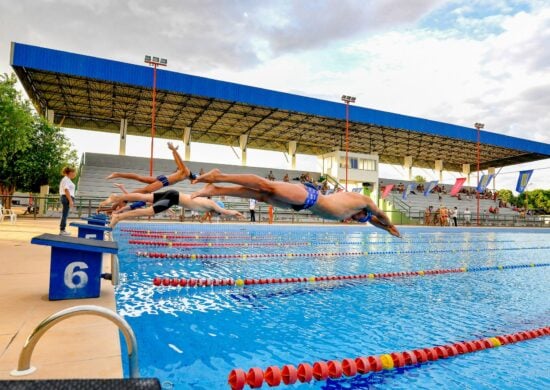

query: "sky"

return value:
[1, 0, 549, 192]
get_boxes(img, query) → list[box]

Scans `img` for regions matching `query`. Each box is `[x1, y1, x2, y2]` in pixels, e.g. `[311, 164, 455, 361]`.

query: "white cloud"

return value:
[1, 0, 549, 191]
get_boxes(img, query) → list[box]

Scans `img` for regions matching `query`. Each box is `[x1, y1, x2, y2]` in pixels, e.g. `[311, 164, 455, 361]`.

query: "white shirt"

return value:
[60, 176, 76, 197]
[249, 198, 256, 210]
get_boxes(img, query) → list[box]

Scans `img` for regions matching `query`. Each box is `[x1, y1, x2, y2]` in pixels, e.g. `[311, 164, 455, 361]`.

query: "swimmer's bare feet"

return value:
[106, 172, 120, 180]
[99, 194, 120, 208]
[192, 168, 221, 184]
[190, 183, 218, 199]
[108, 214, 120, 228]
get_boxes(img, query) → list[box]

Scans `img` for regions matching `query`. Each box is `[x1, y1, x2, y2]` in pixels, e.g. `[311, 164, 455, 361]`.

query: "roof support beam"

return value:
[435, 160, 443, 182]
[239, 134, 248, 166]
[119, 118, 128, 155]
[289, 141, 297, 170]
[183, 127, 191, 161]
[404, 156, 413, 181]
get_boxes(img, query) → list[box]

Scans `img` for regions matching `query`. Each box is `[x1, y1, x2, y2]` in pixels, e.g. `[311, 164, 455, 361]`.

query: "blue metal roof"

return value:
[10, 42, 550, 163]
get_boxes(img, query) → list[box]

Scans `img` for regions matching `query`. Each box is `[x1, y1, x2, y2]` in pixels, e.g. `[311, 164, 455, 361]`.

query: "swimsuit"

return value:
[129, 201, 146, 210]
[152, 190, 180, 213]
[357, 209, 373, 223]
[291, 182, 319, 211]
[156, 175, 170, 187]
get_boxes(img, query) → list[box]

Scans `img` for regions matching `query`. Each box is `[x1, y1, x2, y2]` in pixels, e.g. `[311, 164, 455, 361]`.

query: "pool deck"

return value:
[0, 218, 121, 381]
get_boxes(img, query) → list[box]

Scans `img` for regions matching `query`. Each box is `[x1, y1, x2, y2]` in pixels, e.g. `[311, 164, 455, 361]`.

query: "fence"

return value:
[2, 194, 548, 227]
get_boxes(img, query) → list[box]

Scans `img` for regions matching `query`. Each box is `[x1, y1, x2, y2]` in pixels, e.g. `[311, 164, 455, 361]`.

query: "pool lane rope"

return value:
[151, 262, 549, 289]
[136, 245, 550, 260]
[128, 240, 310, 247]
[227, 326, 550, 389]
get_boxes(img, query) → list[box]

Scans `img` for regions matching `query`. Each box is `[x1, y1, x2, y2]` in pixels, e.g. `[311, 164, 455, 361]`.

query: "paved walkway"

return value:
[0, 218, 121, 380]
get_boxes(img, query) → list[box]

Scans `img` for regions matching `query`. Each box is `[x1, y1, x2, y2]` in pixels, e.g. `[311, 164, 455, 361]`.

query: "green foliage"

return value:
[502, 189, 550, 213]
[497, 189, 514, 204]
[0, 73, 33, 188]
[0, 73, 77, 195]
[414, 175, 426, 183]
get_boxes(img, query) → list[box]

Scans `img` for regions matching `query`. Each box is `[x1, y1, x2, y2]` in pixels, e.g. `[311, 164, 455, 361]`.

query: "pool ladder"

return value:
[10, 305, 139, 378]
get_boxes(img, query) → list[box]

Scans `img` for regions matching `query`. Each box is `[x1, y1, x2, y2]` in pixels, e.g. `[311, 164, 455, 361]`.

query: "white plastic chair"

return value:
[0, 204, 17, 224]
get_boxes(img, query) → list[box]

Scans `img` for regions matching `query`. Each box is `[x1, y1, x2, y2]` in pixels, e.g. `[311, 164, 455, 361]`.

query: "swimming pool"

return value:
[113, 224, 550, 389]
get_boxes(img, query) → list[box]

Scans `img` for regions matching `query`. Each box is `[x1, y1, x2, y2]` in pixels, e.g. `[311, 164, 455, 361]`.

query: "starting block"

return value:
[82, 213, 109, 226]
[31, 233, 118, 300]
[70, 222, 111, 240]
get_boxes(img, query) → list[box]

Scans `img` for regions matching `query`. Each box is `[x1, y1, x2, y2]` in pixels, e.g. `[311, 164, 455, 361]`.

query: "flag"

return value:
[515, 170, 533, 193]
[476, 174, 494, 193]
[381, 184, 394, 199]
[424, 181, 438, 196]
[402, 183, 414, 200]
[449, 178, 466, 196]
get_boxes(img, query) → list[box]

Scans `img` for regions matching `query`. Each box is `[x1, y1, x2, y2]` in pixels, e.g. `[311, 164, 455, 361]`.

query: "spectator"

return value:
[424, 206, 432, 226]
[266, 170, 275, 181]
[451, 206, 458, 226]
[59, 166, 77, 236]
[283, 173, 290, 182]
[249, 198, 256, 222]
[464, 208, 471, 225]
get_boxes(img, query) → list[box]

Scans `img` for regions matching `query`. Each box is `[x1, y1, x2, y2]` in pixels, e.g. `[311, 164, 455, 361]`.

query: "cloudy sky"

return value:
[1, 0, 549, 191]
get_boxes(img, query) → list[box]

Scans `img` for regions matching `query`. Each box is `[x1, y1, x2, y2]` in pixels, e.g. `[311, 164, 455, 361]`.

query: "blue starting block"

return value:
[70, 222, 111, 240]
[82, 214, 109, 226]
[31, 233, 118, 300]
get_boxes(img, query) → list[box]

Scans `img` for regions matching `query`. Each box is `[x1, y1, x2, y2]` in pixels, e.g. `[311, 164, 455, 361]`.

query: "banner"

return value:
[476, 174, 494, 193]
[424, 181, 438, 196]
[402, 183, 414, 200]
[449, 178, 466, 196]
[381, 184, 394, 199]
[515, 170, 533, 193]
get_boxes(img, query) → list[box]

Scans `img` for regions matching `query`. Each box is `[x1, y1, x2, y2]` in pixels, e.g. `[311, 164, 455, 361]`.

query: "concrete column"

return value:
[183, 127, 192, 161]
[288, 141, 297, 170]
[488, 167, 496, 191]
[462, 164, 471, 185]
[46, 109, 55, 124]
[119, 118, 128, 155]
[39, 185, 49, 216]
[239, 134, 248, 166]
[435, 160, 443, 182]
[404, 156, 413, 180]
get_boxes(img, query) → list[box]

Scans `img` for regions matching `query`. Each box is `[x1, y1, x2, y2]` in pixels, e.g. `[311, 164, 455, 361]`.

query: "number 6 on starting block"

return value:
[31, 233, 118, 300]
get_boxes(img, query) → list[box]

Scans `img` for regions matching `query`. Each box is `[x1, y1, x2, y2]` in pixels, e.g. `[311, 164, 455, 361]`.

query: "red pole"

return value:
[476, 126, 480, 226]
[345, 102, 349, 192]
[150, 63, 158, 176]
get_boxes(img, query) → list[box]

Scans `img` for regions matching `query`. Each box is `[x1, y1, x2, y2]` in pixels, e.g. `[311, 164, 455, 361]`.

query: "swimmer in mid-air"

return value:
[104, 190, 244, 228]
[105, 142, 196, 194]
[191, 169, 401, 237]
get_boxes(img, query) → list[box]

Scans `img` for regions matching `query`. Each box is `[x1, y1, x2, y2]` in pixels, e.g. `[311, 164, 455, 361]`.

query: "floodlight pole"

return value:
[341, 95, 356, 192]
[474, 122, 484, 226]
[144, 56, 167, 176]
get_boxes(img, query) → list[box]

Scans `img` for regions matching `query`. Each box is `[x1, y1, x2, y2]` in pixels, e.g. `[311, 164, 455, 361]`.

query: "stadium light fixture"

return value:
[144, 54, 168, 175]
[474, 122, 485, 226]
[341, 95, 357, 191]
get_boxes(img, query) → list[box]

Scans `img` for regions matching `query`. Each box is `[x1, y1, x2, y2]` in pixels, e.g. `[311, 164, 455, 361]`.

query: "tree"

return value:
[14, 118, 78, 194]
[414, 175, 426, 183]
[0, 73, 33, 201]
[0, 73, 77, 207]
[497, 189, 515, 204]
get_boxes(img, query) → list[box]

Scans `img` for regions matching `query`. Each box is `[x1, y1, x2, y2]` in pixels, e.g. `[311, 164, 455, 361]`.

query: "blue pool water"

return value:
[113, 224, 550, 389]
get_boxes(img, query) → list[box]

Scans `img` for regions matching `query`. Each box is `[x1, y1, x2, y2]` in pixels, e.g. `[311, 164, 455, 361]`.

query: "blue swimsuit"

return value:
[156, 175, 170, 187]
[291, 182, 319, 211]
[357, 209, 373, 223]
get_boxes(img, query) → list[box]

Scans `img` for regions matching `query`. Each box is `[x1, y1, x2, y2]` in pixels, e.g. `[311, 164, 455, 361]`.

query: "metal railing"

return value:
[10, 305, 139, 378]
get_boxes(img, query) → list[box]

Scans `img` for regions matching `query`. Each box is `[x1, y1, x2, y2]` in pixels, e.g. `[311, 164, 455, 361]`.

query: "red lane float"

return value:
[128, 240, 307, 247]
[151, 262, 549, 289]
[228, 326, 550, 389]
